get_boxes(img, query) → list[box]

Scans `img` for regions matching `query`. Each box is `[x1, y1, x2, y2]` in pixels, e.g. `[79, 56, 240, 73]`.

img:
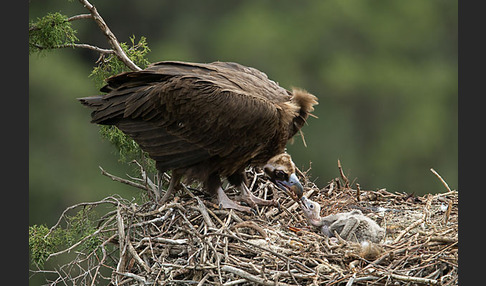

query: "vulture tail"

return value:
[78, 95, 126, 125]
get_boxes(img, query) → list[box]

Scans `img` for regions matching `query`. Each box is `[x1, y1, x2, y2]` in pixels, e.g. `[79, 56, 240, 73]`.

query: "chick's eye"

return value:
[275, 170, 287, 180]
[309, 204, 314, 209]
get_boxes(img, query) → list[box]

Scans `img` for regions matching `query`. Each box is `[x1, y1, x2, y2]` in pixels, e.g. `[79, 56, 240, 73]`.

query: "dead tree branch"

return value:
[78, 0, 141, 71]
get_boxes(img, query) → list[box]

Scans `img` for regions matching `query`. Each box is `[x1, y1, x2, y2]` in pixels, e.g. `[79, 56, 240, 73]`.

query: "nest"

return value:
[32, 164, 458, 285]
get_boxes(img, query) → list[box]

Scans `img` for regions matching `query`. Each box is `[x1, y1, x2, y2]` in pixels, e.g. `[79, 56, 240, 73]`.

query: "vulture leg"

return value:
[228, 173, 276, 208]
[159, 170, 183, 205]
[207, 173, 253, 213]
[216, 186, 252, 213]
[237, 183, 276, 208]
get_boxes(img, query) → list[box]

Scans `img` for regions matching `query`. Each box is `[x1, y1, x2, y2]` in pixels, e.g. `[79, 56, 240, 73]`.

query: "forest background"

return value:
[29, 0, 458, 227]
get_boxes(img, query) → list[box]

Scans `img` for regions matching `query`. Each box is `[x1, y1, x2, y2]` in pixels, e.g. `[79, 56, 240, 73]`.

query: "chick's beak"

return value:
[300, 196, 309, 208]
[276, 173, 303, 202]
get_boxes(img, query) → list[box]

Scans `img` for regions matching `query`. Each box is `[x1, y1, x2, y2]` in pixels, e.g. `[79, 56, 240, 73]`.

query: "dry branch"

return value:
[78, 0, 141, 71]
[222, 265, 292, 286]
[430, 168, 453, 193]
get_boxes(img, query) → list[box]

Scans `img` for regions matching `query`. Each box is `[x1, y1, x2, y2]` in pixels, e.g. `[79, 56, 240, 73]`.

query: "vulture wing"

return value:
[79, 61, 302, 174]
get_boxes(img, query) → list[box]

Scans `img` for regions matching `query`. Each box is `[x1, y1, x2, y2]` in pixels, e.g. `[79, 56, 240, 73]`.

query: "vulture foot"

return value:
[236, 192, 276, 209]
[236, 183, 277, 209]
[217, 186, 253, 213]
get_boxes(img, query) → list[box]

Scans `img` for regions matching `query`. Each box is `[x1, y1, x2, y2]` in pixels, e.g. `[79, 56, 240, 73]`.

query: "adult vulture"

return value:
[79, 61, 318, 212]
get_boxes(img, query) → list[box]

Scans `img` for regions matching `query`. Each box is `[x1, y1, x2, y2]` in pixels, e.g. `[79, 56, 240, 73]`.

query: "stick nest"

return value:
[31, 164, 458, 285]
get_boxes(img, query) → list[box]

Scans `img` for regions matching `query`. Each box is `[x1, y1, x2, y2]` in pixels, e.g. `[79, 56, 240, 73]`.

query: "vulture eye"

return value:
[308, 204, 314, 209]
[275, 170, 288, 180]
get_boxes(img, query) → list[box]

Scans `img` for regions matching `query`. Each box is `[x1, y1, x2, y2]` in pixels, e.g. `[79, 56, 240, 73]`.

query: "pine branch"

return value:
[32, 43, 114, 55]
[67, 14, 93, 22]
[78, 0, 141, 71]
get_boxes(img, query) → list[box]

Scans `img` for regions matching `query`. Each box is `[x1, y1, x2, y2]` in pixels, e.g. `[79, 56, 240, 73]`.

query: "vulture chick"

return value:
[300, 196, 385, 243]
[79, 61, 318, 212]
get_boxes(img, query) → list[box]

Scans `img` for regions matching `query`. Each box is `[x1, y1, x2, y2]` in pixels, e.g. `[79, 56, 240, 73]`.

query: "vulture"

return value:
[79, 61, 318, 212]
[300, 196, 385, 243]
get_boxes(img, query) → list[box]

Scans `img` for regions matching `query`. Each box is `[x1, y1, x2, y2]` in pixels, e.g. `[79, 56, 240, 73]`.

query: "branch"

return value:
[32, 43, 114, 54]
[78, 0, 141, 71]
[430, 168, 453, 193]
[99, 166, 152, 192]
[67, 14, 92, 22]
[29, 13, 92, 32]
[221, 265, 291, 286]
[337, 159, 350, 189]
[374, 270, 438, 285]
[45, 197, 119, 238]
[47, 215, 116, 261]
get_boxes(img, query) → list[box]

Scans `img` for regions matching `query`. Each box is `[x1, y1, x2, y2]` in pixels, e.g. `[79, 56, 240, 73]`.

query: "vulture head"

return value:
[299, 196, 322, 227]
[263, 153, 303, 202]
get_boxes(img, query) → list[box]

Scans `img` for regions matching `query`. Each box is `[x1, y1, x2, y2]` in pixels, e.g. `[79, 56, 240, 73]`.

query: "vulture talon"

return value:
[216, 186, 253, 213]
[237, 183, 276, 209]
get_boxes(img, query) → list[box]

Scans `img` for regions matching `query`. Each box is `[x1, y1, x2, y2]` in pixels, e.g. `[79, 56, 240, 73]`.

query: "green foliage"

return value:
[29, 12, 78, 55]
[29, 208, 103, 268]
[63, 207, 102, 252]
[29, 224, 61, 267]
[90, 35, 155, 173]
[99, 125, 157, 174]
[30, 9, 154, 173]
[89, 35, 151, 88]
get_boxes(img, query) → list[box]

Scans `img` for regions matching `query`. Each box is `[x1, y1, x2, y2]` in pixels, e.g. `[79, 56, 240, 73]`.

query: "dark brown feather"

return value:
[79, 61, 317, 189]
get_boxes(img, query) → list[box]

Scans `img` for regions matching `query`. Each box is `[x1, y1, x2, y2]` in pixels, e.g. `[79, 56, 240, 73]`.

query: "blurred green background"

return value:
[29, 0, 457, 226]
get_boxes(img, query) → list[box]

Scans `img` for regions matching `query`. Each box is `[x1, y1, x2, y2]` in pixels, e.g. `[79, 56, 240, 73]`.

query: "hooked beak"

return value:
[275, 173, 304, 202]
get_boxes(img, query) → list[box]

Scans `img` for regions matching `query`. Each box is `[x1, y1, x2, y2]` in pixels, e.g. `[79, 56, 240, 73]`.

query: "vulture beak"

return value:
[275, 173, 304, 202]
[264, 153, 303, 202]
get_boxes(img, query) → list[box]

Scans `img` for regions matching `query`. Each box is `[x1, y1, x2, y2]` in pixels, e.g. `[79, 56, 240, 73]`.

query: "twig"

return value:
[444, 199, 453, 224]
[430, 168, 453, 193]
[375, 270, 438, 285]
[345, 273, 356, 286]
[90, 233, 116, 286]
[393, 217, 424, 244]
[115, 272, 148, 284]
[138, 237, 188, 245]
[130, 160, 158, 197]
[222, 279, 247, 286]
[115, 207, 127, 279]
[99, 166, 151, 192]
[47, 215, 115, 260]
[197, 273, 210, 286]
[195, 196, 216, 229]
[78, 0, 141, 71]
[67, 13, 92, 22]
[45, 197, 119, 238]
[32, 43, 114, 54]
[231, 221, 267, 238]
[337, 159, 350, 189]
[127, 241, 152, 273]
[221, 265, 292, 286]
[29, 14, 93, 32]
